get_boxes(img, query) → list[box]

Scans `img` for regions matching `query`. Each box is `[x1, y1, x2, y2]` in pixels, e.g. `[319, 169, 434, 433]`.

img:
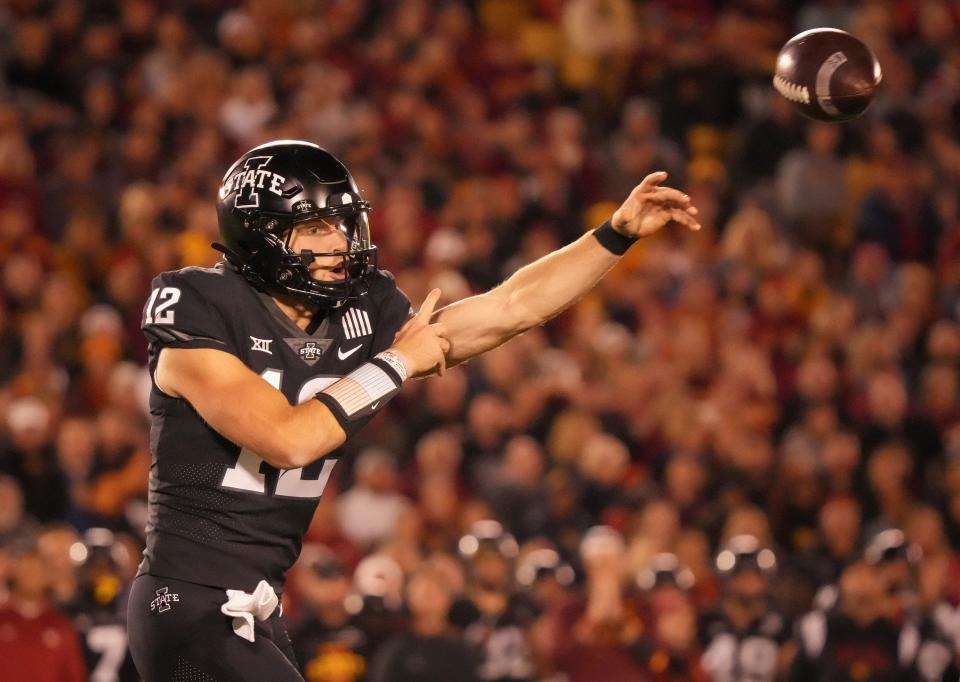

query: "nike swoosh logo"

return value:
[337, 344, 363, 360]
[370, 401, 380, 410]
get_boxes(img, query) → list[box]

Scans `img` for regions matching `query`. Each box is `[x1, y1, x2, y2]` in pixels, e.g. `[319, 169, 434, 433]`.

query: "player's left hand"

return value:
[611, 171, 701, 238]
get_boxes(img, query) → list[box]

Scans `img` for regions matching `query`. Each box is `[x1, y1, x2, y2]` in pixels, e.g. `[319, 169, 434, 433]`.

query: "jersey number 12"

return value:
[221, 369, 338, 499]
[144, 287, 181, 325]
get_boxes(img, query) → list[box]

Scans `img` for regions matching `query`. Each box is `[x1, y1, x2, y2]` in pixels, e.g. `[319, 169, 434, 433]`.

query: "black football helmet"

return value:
[516, 548, 575, 588]
[637, 552, 695, 592]
[863, 528, 921, 566]
[69, 527, 130, 610]
[457, 520, 520, 562]
[215, 140, 375, 306]
[715, 535, 777, 577]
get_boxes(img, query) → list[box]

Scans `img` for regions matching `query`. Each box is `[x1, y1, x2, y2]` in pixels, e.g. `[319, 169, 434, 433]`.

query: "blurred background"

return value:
[1, 0, 959, 680]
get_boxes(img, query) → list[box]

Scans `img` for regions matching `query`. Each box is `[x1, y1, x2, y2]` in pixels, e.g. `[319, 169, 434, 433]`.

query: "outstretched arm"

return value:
[428, 172, 700, 370]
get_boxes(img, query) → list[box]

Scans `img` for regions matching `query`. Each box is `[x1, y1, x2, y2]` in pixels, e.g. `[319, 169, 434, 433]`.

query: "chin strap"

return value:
[211, 240, 373, 305]
[212, 241, 248, 270]
[211, 242, 270, 290]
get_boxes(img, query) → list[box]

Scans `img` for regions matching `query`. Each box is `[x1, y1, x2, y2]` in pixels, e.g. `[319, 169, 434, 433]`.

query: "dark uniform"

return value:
[788, 609, 938, 682]
[699, 610, 788, 682]
[449, 593, 540, 682]
[290, 611, 371, 682]
[126, 263, 410, 682]
[70, 605, 140, 682]
[367, 632, 483, 682]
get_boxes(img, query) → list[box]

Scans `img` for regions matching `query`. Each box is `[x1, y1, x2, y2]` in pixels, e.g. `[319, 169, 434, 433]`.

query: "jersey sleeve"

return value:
[369, 271, 415, 355]
[142, 270, 240, 355]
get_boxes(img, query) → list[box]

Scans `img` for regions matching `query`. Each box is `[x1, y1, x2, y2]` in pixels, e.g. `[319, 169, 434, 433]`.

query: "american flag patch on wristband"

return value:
[321, 362, 398, 416]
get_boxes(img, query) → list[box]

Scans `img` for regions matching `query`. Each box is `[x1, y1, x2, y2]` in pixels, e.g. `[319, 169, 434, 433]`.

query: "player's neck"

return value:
[271, 294, 319, 331]
[11, 593, 46, 617]
[412, 613, 449, 637]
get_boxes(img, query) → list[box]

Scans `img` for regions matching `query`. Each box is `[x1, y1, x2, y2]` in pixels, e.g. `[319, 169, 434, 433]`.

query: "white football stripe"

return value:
[816, 51, 848, 116]
[361, 310, 372, 335]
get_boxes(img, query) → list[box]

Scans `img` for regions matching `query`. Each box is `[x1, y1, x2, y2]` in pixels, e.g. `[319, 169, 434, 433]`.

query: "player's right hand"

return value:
[391, 288, 451, 376]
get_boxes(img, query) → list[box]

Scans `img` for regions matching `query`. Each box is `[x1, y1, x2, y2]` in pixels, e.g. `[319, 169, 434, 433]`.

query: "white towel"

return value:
[220, 580, 279, 642]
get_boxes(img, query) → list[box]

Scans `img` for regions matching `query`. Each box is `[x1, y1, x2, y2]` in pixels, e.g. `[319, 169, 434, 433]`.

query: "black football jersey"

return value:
[69, 606, 139, 682]
[450, 593, 540, 682]
[700, 611, 788, 682]
[789, 610, 916, 682]
[138, 263, 412, 592]
[290, 613, 370, 682]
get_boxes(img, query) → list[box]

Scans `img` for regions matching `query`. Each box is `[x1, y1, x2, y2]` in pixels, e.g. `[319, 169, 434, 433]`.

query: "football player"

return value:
[125, 140, 700, 681]
[451, 521, 539, 682]
[700, 536, 788, 682]
[67, 528, 140, 682]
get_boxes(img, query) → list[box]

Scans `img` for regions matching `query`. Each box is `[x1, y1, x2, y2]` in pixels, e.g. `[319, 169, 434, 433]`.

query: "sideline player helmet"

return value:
[863, 528, 921, 566]
[215, 140, 375, 306]
[715, 534, 777, 577]
[458, 520, 520, 562]
[516, 548, 575, 588]
[637, 552, 695, 592]
[69, 527, 130, 609]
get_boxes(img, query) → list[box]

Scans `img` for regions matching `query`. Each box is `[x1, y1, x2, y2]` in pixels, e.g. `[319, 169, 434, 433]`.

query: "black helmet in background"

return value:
[215, 140, 375, 307]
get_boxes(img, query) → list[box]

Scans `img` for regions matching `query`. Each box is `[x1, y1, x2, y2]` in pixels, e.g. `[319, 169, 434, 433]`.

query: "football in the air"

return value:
[773, 28, 882, 122]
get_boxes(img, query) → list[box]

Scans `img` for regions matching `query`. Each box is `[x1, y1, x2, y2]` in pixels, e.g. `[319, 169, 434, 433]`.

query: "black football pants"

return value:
[127, 574, 303, 682]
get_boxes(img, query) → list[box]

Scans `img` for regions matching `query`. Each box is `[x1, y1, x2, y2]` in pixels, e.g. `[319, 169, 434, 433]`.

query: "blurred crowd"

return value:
[1, 0, 960, 680]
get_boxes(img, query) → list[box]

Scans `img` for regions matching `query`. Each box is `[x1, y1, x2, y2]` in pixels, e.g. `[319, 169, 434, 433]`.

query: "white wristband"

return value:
[375, 349, 410, 383]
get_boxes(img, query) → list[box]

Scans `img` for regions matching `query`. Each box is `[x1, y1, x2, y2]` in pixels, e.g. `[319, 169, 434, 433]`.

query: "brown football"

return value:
[773, 28, 882, 122]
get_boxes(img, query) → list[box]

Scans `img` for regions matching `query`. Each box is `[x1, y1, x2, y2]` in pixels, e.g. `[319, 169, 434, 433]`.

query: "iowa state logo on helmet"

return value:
[219, 155, 296, 209]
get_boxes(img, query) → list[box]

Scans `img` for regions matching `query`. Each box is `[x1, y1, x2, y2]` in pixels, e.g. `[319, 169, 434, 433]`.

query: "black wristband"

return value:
[314, 357, 405, 440]
[593, 220, 637, 256]
[314, 393, 361, 439]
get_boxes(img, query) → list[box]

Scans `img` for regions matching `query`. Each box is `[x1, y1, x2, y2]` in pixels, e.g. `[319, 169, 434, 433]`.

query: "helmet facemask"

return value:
[217, 201, 377, 308]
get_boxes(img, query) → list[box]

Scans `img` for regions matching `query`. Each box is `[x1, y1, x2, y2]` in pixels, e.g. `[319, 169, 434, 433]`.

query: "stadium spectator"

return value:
[700, 536, 789, 682]
[775, 123, 846, 255]
[336, 447, 411, 550]
[790, 560, 907, 681]
[368, 564, 482, 682]
[451, 521, 538, 682]
[0, 545, 88, 682]
[549, 526, 651, 681]
[1, 396, 67, 522]
[290, 547, 370, 682]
